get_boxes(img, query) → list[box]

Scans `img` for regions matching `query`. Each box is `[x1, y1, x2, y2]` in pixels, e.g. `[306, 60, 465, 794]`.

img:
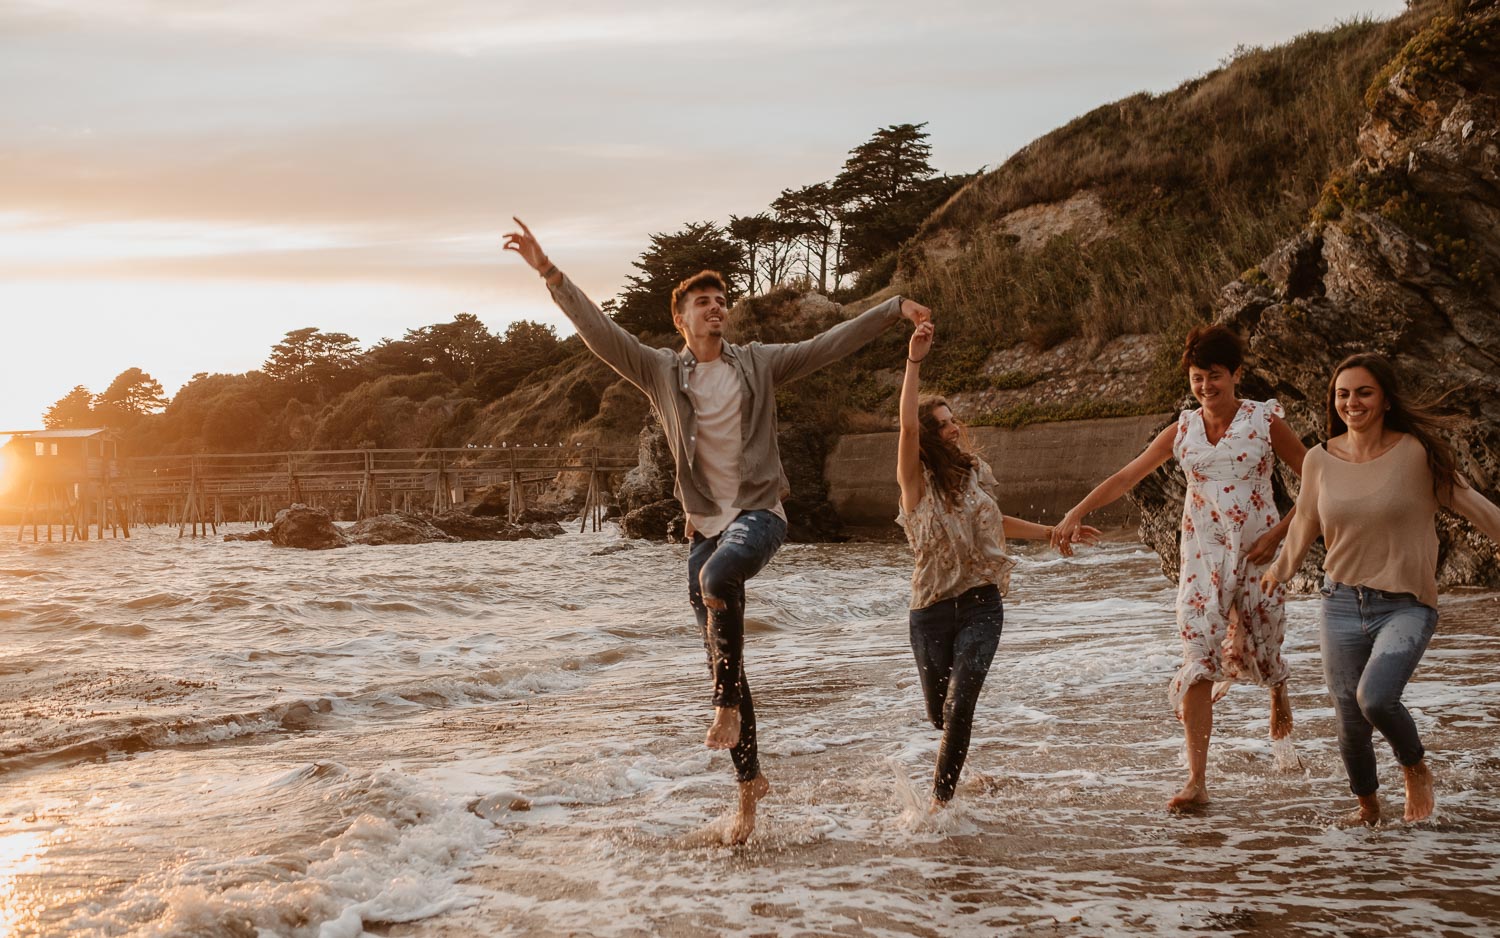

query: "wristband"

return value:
[540, 263, 559, 280]
[907, 356, 926, 364]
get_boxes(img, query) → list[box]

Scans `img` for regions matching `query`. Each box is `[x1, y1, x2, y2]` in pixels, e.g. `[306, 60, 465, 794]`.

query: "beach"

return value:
[2, 526, 1498, 936]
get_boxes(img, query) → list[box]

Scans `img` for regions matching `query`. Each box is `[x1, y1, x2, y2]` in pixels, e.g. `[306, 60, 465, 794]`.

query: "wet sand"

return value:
[2, 529, 1498, 936]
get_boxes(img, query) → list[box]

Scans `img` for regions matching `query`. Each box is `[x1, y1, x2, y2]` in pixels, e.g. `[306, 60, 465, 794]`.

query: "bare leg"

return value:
[726, 774, 771, 845]
[1169, 680, 1212, 811]
[1269, 680, 1293, 740]
[1403, 759, 1435, 822]
[1340, 792, 1381, 827]
[705, 705, 740, 749]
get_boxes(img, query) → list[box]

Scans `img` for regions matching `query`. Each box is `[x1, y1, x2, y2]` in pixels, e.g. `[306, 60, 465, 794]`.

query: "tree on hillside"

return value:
[363, 337, 428, 379]
[474, 320, 565, 401]
[834, 122, 973, 273]
[727, 213, 779, 298]
[772, 182, 846, 294]
[94, 368, 169, 427]
[613, 222, 744, 335]
[42, 385, 95, 429]
[405, 313, 503, 386]
[263, 327, 364, 401]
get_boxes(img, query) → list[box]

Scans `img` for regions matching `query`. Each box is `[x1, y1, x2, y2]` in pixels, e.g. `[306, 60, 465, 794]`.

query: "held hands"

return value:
[503, 217, 549, 272]
[900, 299, 932, 326]
[908, 321, 934, 363]
[1048, 522, 1102, 557]
[1244, 527, 1285, 566]
[1050, 508, 1086, 553]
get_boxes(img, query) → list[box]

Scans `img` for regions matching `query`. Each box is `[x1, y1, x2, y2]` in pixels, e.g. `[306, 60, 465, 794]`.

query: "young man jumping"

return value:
[504, 218, 930, 843]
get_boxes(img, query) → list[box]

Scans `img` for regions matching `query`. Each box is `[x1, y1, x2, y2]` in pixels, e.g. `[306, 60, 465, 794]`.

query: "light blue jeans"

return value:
[1319, 578, 1439, 797]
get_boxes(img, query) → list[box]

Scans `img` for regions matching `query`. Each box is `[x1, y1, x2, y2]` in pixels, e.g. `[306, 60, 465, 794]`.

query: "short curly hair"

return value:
[1180, 324, 1244, 374]
[671, 270, 727, 317]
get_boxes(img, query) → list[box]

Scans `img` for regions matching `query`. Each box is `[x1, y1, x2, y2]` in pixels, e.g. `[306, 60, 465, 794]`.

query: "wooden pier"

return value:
[8, 444, 638, 541]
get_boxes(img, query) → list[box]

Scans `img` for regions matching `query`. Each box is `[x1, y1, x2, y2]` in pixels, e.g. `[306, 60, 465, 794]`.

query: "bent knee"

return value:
[1355, 687, 1402, 722]
[698, 567, 741, 607]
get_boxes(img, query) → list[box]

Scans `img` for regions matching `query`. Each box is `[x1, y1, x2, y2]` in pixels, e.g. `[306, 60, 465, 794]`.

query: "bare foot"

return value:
[1403, 760, 1435, 822]
[1339, 793, 1381, 827]
[726, 774, 771, 845]
[705, 706, 740, 750]
[929, 797, 950, 814]
[1269, 681, 1293, 741]
[1168, 778, 1209, 812]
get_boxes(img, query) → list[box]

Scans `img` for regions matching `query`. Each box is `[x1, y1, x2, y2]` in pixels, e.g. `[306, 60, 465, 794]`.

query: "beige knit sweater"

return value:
[1271, 433, 1500, 608]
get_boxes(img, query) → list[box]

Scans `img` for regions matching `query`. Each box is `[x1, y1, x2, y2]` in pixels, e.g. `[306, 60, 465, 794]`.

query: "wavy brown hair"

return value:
[1327, 353, 1461, 500]
[917, 396, 977, 507]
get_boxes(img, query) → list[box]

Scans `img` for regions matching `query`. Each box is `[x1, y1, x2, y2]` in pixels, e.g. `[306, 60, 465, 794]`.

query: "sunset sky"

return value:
[1, 0, 1405, 433]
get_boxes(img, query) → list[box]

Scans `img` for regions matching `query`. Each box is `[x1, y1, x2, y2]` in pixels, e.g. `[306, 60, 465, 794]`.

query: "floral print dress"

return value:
[1169, 399, 1290, 711]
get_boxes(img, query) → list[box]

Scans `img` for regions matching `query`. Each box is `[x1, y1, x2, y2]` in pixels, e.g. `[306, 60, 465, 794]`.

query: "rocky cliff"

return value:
[1131, 0, 1500, 589]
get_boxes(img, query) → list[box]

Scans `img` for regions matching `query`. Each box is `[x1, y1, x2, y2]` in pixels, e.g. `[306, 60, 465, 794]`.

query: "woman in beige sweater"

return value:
[1263, 353, 1500, 825]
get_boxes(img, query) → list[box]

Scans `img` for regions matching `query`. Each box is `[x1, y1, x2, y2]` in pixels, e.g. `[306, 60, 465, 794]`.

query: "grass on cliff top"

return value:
[899, 3, 1439, 357]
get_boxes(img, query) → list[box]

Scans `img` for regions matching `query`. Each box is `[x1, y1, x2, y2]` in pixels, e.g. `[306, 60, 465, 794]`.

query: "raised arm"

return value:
[897, 321, 933, 514]
[503, 217, 659, 389]
[1050, 422, 1177, 552]
[770, 297, 930, 384]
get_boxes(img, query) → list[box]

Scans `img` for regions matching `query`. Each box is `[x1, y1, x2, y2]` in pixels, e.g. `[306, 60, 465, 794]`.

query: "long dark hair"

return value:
[917, 396, 976, 508]
[1327, 353, 1460, 500]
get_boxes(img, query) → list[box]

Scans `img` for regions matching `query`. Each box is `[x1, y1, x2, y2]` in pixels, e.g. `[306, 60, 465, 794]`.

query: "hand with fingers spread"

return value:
[503, 217, 555, 278]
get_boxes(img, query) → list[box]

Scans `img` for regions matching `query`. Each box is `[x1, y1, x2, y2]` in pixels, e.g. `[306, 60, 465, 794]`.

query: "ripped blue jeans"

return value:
[1319, 578, 1439, 797]
[687, 509, 787, 782]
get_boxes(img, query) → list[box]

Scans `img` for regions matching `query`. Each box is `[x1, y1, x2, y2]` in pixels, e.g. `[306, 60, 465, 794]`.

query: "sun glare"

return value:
[0, 445, 14, 496]
[0, 829, 49, 937]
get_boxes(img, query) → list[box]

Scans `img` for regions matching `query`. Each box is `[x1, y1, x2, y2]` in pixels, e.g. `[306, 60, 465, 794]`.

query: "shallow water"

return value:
[1, 525, 1498, 937]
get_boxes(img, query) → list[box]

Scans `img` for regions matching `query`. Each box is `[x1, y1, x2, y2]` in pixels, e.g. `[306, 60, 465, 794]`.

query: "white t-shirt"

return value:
[685, 357, 784, 538]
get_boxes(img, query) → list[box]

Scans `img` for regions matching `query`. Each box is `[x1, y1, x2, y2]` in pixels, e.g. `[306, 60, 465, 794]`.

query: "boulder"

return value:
[617, 417, 676, 515]
[346, 513, 460, 546]
[224, 528, 273, 543]
[620, 498, 685, 541]
[270, 505, 348, 550]
[430, 510, 564, 542]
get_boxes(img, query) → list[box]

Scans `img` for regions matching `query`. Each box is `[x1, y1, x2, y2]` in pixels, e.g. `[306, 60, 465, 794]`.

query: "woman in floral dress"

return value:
[1053, 325, 1306, 811]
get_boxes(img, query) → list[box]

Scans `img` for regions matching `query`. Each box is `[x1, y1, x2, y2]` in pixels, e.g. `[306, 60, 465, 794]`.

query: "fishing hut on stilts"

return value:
[2, 428, 130, 542]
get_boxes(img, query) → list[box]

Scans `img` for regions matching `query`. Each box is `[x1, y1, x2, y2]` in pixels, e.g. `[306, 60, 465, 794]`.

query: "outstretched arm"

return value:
[504, 217, 657, 388]
[1050, 422, 1177, 552]
[1261, 449, 1324, 593]
[1444, 478, 1500, 545]
[770, 297, 931, 384]
[1003, 516, 1101, 555]
[897, 321, 932, 515]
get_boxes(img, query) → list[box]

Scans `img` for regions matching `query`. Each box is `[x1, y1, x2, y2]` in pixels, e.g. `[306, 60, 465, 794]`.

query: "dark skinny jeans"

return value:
[687, 509, 787, 782]
[909, 584, 1003, 802]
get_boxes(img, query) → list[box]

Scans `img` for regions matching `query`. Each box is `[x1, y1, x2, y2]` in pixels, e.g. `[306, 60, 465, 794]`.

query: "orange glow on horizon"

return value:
[0, 445, 16, 496]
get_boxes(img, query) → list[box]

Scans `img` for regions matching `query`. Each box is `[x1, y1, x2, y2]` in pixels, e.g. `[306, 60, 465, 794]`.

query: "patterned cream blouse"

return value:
[897, 456, 1017, 610]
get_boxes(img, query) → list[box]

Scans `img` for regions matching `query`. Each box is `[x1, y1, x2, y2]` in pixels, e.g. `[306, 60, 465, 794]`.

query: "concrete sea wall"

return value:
[825, 413, 1173, 531]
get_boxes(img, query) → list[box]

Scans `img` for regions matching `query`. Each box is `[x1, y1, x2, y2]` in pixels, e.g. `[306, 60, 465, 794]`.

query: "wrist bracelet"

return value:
[907, 356, 926, 364]
[540, 263, 559, 280]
